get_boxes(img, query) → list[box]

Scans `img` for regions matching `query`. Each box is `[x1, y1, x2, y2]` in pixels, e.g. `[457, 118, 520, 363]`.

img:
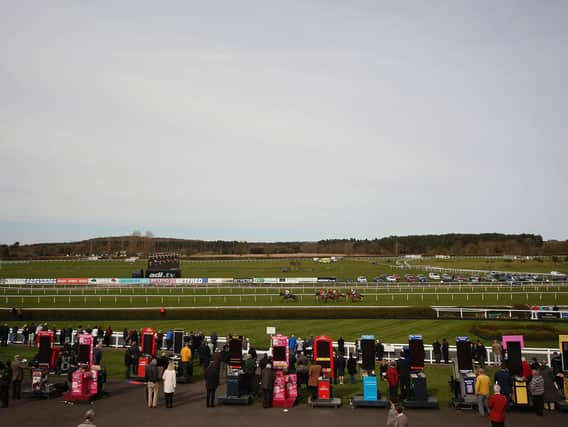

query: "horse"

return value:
[280, 291, 297, 302]
[315, 290, 330, 303]
[347, 291, 364, 302]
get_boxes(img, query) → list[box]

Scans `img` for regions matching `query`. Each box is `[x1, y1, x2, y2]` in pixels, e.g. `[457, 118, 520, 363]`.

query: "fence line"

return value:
[4, 329, 560, 366]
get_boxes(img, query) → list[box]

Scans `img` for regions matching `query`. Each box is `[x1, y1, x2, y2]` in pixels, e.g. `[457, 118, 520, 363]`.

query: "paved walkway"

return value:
[1, 379, 565, 426]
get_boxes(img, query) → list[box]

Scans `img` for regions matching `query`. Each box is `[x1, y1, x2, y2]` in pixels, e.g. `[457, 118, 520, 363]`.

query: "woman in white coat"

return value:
[162, 361, 177, 408]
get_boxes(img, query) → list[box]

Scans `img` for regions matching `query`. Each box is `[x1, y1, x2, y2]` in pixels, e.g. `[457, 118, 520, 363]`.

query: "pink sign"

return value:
[502, 335, 524, 350]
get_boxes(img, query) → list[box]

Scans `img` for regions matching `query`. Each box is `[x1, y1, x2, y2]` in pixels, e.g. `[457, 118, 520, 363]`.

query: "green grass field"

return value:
[0, 259, 402, 280]
[2, 290, 567, 308]
[406, 257, 568, 274]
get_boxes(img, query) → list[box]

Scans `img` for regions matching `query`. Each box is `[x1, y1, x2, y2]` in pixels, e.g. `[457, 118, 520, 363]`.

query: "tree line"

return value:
[1, 233, 567, 259]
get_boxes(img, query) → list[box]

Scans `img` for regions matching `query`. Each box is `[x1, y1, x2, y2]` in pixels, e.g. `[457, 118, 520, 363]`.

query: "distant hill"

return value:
[1, 233, 567, 259]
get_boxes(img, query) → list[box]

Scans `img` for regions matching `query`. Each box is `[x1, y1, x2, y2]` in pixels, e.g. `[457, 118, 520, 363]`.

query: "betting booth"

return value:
[168, 329, 184, 376]
[24, 330, 57, 399]
[352, 335, 388, 408]
[309, 336, 341, 408]
[218, 336, 252, 405]
[449, 337, 477, 409]
[271, 335, 297, 408]
[502, 335, 528, 407]
[137, 328, 157, 379]
[558, 334, 568, 412]
[404, 334, 439, 409]
[63, 333, 99, 402]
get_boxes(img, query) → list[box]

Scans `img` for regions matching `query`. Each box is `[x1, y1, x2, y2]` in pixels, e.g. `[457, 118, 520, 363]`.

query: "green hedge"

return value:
[470, 323, 559, 341]
[0, 306, 435, 321]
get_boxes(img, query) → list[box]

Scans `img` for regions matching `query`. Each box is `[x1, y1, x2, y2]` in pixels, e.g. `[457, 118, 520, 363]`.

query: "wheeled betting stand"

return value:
[309, 336, 341, 408]
[351, 335, 388, 409]
[403, 335, 439, 409]
[63, 334, 99, 403]
[218, 336, 253, 405]
[449, 336, 478, 410]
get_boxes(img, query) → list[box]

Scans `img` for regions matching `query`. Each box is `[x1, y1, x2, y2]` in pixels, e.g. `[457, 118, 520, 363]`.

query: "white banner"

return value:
[24, 278, 57, 284]
[207, 278, 233, 284]
[175, 278, 204, 285]
[88, 278, 120, 285]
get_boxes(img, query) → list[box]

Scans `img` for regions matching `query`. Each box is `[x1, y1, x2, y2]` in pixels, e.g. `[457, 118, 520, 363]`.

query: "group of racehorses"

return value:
[279, 289, 364, 302]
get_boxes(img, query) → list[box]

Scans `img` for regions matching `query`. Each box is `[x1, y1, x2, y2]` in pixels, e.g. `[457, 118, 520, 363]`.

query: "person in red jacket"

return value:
[385, 362, 399, 402]
[521, 357, 532, 380]
[488, 384, 508, 427]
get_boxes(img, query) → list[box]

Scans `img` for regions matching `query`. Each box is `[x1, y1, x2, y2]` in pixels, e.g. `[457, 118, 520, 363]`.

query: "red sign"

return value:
[57, 278, 88, 284]
[318, 379, 330, 399]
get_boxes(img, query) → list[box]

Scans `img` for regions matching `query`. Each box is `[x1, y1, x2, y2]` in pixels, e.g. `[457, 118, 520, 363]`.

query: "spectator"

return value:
[261, 363, 274, 408]
[475, 368, 491, 416]
[386, 400, 397, 427]
[122, 328, 129, 347]
[337, 336, 345, 356]
[386, 362, 399, 402]
[521, 357, 532, 380]
[396, 353, 410, 400]
[442, 338, 450, 363]
[476, 340, 487, 368]
[145, 358, 159, 408]
[104, 326, 113, 347]
[432, 340, 442, 363]
[0, 371, 9, 408]
[205, 360, 219, 408]
[11, 355, 23, 400]
[308, 362, 322, 401]
[180, 343, 192, 379]
[347, 354, 357, 384]
[336, 354, 346, 385]
[162, 361, 176, 408]
[165, 330, 173, 351]
[124, 346, 132, 379]
[494, 365, 512, 405]
[93, 343, 103, 365]
[289, 335, 297, 353]
[394, 404, 408, 427]
[529, 368, 544, 416]
[492, 340, 502, 366]
[376, 339, 385, 361]
[540, 361, 561, 411]
[77, 409, 96, 427]
[488, 384, 508, 427]
[130, 343, 140, 376]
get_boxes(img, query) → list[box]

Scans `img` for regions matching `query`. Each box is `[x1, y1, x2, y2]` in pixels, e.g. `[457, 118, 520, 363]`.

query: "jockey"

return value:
[284, 289, 290, 297]
[350, 288, 356, 296]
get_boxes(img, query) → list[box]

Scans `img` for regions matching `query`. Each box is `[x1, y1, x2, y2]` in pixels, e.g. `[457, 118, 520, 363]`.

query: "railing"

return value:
[4, 329, 560, 366]
[433, 306, 568, 320]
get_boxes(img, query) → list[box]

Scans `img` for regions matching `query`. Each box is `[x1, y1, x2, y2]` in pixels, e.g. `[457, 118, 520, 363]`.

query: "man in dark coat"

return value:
[337, 337, 345, 356]
[432, 340, 442, 363]
[376, 340, 384, 361]
[124, 347, 132, 379]
[261, 363, 274, 408]
[442, 338, 450, 363]
[130, 343, 140, 376]
[494, 365, 512, 403]
[396, 354, 410, 400]
[205, 361, 219, 407]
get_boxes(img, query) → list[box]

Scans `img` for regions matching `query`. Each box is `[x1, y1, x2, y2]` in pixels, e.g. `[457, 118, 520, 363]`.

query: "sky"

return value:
[1, 1, 567, 244]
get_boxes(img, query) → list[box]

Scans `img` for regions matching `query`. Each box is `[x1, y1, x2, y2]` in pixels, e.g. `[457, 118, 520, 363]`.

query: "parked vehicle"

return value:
[441, 273, 453, 283]
[417, 274, 427, 282]
[357, 276, 368, 284]
[386, 274, 400, 282]
[428, 272, 441, 280]
[404, 275, 417, 282]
